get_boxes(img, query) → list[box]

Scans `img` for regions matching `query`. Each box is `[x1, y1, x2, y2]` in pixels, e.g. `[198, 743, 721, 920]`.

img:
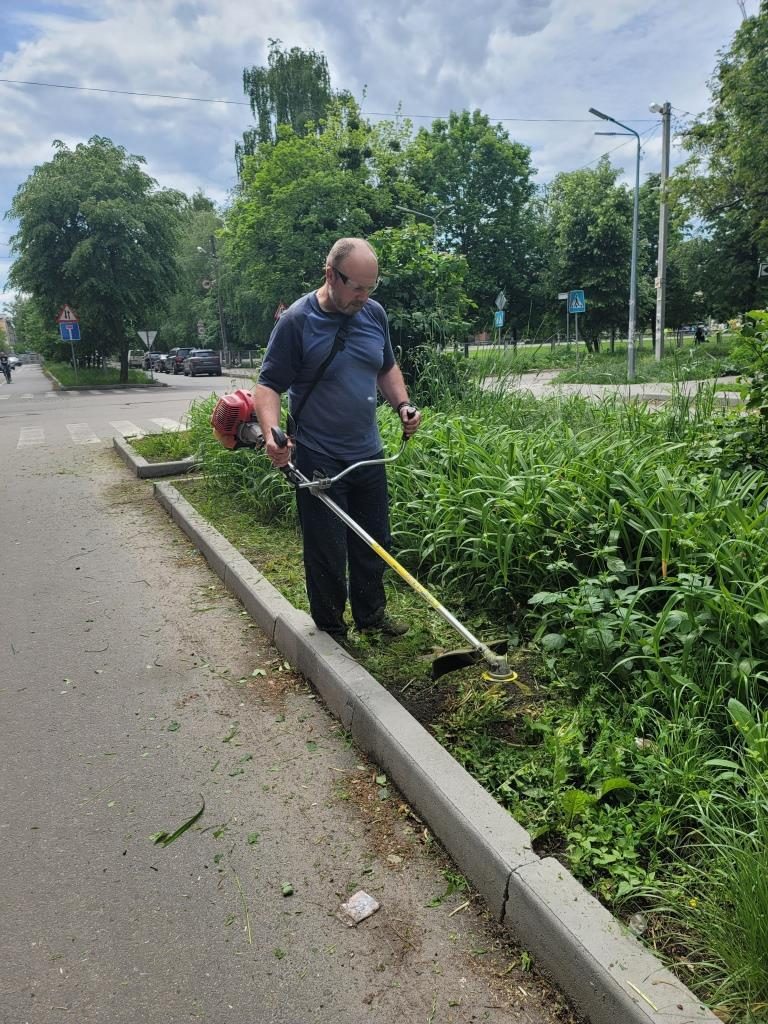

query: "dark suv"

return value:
[167, 347, 193, 374]
[183, 349, 222, 377]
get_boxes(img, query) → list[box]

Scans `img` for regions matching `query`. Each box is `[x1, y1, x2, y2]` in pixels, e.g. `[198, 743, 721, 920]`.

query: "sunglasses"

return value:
[332, 265, 380, 295]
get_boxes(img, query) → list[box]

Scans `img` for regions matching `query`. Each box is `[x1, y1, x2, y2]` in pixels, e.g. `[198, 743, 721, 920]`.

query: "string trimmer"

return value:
[211, 391, 517, 683]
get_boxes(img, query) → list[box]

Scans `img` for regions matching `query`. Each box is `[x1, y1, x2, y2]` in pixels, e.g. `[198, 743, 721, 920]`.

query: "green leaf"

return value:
[167, 721, 180, 732]
[247, 832, 260, 845]
[559, 788, 595, 826]
[541, 633, 566, 652]
[281, 883, 294, 897]
[597, 777, 636, 800]
[150, 795, 205, 848]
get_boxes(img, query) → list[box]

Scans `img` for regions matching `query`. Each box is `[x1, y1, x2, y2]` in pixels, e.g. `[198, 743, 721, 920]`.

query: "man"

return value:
[252, 238, 421, 642]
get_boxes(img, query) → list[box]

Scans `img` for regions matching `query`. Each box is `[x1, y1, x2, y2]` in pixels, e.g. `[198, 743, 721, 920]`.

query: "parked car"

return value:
[167, 347, 194, 374]
[128, 349, 145, 368]
[183, 349, 222, 377]
[143, 351, 165, 370]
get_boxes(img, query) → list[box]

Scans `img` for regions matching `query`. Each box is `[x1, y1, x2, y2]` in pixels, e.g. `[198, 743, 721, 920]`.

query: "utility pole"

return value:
[210, 235, 229, 369]
[589, 107, 641, 380]
[652, 102, 672, 361]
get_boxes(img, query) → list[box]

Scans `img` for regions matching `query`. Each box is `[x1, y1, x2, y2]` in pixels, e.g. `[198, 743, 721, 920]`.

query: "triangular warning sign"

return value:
[57, 305, 79, 323]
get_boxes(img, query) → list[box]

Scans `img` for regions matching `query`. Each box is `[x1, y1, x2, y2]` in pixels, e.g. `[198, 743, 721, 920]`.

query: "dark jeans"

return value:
[294, 445, 390, 633]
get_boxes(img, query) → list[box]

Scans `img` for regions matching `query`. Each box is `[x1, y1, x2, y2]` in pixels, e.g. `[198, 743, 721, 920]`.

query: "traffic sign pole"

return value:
[56, 306, 80, 383]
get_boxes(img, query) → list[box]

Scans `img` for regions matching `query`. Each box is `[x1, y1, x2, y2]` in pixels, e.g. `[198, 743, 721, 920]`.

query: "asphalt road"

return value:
[0, 365, 252, 449]
[0, 372, 574, 1024]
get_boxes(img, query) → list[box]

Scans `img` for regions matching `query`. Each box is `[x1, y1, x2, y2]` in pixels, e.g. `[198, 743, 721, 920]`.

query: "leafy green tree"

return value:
[370, 223, 472, 350]
[226, 99, 404, 340]
[7, 136, 184, 380]
[674, 2, 768, 312]
[152, 192, 223, 351]
[6, 294, 59, 356]
[236, 40, 338, 172]
[404, 110, 538, 333]
[541, 158, 633, 351]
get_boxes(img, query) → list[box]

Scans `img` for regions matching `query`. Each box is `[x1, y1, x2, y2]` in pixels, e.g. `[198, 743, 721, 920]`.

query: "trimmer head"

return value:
[431, 639, 509, 681]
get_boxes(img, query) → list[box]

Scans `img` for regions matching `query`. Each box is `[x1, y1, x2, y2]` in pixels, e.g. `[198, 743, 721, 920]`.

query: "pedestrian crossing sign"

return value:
[568, 290, 586, 314]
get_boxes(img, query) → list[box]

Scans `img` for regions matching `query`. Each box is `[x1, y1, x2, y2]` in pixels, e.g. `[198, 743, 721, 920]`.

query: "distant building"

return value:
[0, 315, 17, 348]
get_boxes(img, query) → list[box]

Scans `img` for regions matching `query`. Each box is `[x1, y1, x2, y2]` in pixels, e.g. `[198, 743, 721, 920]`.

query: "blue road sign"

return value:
[59, 322, 81, 341]
[494, 310, 505, 328]
[568, 289, 586, 314]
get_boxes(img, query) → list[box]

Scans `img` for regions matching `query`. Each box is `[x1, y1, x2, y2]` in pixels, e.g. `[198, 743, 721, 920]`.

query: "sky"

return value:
[0, 0, 755, 314]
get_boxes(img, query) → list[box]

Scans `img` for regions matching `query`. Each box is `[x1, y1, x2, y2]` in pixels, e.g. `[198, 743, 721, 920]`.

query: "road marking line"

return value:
[44, 392, 58, 398]
[18, 428, 45, 448]
[150, 417, 184, 432]
[110, 420, 146, 438]
[0, 395, 9, 400]
[88, 390, 102, 396]
[66, 422, 101, 445]
[21, 393, 34, 399]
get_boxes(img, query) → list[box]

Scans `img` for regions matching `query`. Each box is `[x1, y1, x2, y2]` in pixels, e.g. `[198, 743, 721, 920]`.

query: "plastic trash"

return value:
[339, 890, 380, 927]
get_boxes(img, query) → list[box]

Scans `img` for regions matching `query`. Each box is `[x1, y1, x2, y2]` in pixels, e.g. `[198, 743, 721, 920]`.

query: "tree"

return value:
[541, 158, 633, 351]
[404, 110, 538, 333]
[226, 99, 404, 340]
[5, 294, 59, 356]
[8, 136, 184, 380]
[673, 2, 768, 311]
[369, 223, 472, 351]
[152, 192, 224, 351]
[236, 40, 338, 173]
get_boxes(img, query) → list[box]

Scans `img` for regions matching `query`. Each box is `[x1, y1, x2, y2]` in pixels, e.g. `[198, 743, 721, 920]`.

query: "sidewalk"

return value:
[499, 370, 743, 406]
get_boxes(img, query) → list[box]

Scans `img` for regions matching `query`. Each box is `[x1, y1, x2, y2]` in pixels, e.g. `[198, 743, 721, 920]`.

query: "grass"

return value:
[131, 429, 197, 462]
[45, 361, 152, 386]
[172, 361, 767, 1018]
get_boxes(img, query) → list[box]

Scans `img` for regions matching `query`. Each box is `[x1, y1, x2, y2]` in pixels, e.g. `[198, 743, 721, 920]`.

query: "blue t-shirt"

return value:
[258, 291, 395, 460]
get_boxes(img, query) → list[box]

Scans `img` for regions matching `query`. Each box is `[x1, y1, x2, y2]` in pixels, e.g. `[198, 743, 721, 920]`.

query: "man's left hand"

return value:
[399, 405, 421, 437]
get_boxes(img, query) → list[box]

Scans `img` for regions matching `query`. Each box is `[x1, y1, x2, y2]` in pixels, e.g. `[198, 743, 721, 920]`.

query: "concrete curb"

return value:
[44, 368, 167, 390]
[153, 479, 719, 1024]
[113, 435, 199, 479]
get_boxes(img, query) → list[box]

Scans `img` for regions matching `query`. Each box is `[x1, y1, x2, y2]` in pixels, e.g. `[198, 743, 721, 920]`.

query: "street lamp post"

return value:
[589, 107, 641, 380]
[197, 238, 229, 368]
[650, 101, 671, 361]
[395, 204, 438, 229]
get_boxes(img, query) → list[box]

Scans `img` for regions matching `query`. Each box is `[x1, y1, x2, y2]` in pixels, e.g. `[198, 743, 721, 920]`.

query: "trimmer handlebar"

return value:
[270, 425, 408, 492]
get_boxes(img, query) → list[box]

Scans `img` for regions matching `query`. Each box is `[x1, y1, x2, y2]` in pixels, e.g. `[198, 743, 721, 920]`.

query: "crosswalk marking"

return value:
[88, 390, 102, 396]
[44, 392, 58, 398]
[17, 428, 45, 448]
[21, 393, 34, 399]
[14, 416, 188, 450]
[110, 420, 146, 438]
[150, 417, 184, 432]
[66, 422, 100, 445]
[0, 395, 9, 401]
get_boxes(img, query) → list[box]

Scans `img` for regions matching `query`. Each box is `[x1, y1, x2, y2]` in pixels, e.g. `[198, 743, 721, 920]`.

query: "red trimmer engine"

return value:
[210, 389, 265, 450]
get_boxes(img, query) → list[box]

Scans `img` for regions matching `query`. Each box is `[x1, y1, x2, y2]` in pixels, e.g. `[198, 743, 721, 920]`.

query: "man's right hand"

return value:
[264, 432, 294, 467]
